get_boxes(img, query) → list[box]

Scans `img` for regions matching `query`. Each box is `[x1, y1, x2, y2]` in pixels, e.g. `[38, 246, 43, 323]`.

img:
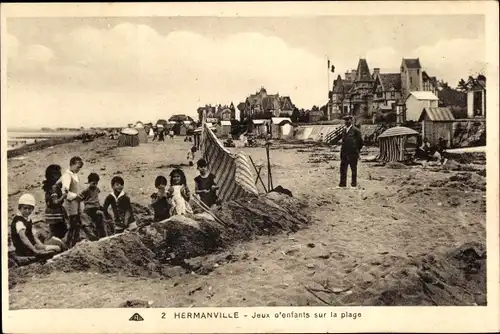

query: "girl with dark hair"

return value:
[150, 175, 171, 222]
[168, 168, 193, 216]
[42, 164, 68, 241]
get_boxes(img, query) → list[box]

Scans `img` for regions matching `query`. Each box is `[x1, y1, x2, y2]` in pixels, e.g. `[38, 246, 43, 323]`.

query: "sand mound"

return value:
[360, 242, 486, 306]
[430, 172, 486, 192]
[14, 193, 310, 278]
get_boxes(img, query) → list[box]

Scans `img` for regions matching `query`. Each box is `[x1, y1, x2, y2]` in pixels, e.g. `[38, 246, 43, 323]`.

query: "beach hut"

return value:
[133, 122, 149, 143]
[377, 126, 419, 162]
[117, 128, 140, 147]
[418, 107, 455, 148]
[218, 120, 232, 137]
[271, 117, 292, 139]
[252, 119, 267, 137]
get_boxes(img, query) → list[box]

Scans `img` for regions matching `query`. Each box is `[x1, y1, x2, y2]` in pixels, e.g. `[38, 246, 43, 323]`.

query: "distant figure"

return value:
[319, 133, 324, 142]
[158, 129, 165, 141]
[187, 146, 197, 166]
[152, 127, 158, 141]
[338, 116, 363, 188]
[169, 130, 175, 140]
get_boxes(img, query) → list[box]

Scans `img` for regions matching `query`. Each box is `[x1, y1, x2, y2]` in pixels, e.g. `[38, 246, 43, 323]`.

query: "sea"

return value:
[6, 130, 82, 151]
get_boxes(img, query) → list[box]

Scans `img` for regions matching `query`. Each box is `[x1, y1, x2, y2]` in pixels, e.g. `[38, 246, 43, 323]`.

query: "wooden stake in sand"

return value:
[265, 141, 274, 191]
[249, 156, 268, 193]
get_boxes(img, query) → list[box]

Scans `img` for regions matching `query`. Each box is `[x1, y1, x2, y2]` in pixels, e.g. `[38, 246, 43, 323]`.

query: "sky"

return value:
[4, 15, 486, 128]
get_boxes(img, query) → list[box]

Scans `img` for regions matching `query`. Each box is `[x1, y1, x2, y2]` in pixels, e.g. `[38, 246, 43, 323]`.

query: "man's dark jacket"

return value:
[340, 125, 364, 158]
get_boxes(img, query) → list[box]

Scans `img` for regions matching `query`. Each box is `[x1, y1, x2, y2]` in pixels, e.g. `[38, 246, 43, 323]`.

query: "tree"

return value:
[291, 108, 300, 123]
[457, 78, 469, 92]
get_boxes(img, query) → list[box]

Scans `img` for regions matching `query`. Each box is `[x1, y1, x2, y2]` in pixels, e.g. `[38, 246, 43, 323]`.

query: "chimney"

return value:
[373, 68, 380, 76]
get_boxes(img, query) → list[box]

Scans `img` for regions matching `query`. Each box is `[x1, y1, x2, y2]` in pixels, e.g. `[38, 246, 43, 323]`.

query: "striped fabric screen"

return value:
[201, 124, 259, 202]
[117, 134, 140, 147]
[377, 136, 407, 162]
[324, 125, 346, 145]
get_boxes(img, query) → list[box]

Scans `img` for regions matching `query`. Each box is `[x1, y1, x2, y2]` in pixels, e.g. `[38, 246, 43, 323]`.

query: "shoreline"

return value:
[6, 136, 78, 159]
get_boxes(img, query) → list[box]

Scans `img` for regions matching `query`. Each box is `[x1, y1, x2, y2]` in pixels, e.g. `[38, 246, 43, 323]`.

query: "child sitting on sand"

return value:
[42, 164, 68, 243]
[168, 168, 193, 216]
[194, 159, 219, 208]
[150, 175, 171, 222]
[10, 194, 65, 261]
[102, 176, 137, 234]
[79, 173, 107, 239]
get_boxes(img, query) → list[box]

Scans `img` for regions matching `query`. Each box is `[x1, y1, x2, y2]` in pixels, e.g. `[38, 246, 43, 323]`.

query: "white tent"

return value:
[133, 123, 148, 143]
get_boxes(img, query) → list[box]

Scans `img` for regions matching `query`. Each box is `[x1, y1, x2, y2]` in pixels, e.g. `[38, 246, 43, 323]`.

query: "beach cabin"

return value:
[133, 122, 149, 143]
[271, 117, 293, 139]
[217, 120, 231, 137]
[404, 91, 439, 122]
[418, 107, 455, 148]
[252, 119, 267, 137]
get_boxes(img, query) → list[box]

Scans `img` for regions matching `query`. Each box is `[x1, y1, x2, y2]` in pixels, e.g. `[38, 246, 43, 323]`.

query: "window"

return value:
[391, 92, 395, 99]
[410, 77, 413, 84]
[417, 69, 419, 75]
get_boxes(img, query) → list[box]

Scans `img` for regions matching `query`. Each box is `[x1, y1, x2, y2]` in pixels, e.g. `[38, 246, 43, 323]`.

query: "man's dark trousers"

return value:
[339, 153, 358, 187]
[338, 125, 363, 187]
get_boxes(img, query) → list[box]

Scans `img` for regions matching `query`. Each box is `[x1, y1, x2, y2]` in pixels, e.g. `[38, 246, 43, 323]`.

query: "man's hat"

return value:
[343, 115, 353, 121]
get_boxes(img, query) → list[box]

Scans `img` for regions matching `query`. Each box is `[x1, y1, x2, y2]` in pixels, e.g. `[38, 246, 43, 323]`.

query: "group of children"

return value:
[9, 155, 219, 264]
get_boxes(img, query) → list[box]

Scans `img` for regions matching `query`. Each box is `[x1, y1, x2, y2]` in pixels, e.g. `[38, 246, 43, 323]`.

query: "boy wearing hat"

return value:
[339, 116, 363, 188]
[79, 172, 106, 239]
[10, 194, 62, 260]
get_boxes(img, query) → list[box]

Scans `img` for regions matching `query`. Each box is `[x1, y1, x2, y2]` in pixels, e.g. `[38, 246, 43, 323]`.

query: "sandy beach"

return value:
[7, 135, 486, 308]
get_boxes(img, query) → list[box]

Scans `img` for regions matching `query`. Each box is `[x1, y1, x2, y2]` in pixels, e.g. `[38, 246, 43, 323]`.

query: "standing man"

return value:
[338, 116, 363, 188]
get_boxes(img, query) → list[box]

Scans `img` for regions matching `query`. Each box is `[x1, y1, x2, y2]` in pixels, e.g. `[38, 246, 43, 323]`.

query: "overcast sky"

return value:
[5, 15, 485, 128]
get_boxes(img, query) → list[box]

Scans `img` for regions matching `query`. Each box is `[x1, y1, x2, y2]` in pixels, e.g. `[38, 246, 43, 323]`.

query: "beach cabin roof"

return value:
[418, 107, 455, 122]
[135, 121, 144, 128]
[121, 128, 139, 136]
[271, 117, 292, 125]
[221, 120, 231, 126]
[168, 121, 177, 125]
[378, 126, 419, 138]
[409, 91, 439, 101]
[252, 119, 266, 125]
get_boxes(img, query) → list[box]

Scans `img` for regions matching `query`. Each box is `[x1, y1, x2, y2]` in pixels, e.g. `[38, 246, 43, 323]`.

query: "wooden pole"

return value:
[265, 141, 273, 191]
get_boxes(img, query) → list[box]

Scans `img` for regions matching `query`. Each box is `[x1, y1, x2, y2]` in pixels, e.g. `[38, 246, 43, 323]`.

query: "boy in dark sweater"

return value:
[102, 176, 137, 234]
[79, 173, 107, 239]
[194, 159, 219, 208]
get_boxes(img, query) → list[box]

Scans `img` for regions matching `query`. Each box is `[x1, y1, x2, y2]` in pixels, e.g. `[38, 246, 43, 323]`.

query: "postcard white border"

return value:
[1, 1, 499, 333]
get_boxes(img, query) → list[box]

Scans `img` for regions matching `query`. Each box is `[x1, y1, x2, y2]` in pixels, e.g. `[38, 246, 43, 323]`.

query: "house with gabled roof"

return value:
[329, 57, 441, 122]
[238, 87, 296, 120]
